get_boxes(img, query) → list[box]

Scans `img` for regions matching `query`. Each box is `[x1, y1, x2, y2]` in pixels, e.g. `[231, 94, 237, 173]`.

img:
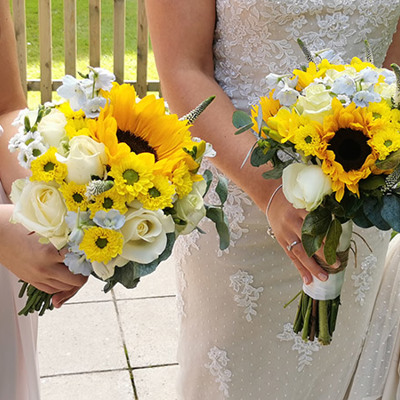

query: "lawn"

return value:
[19, 0, 158, 106]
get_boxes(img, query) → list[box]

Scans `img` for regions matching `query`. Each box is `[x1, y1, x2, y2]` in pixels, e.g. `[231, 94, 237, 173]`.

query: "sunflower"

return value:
[79, 226, 123, 263]
[88, 186, 128, 217]
[30, 147, 68, 184]
[109, 152, 155, 200]
[59, 182, 88, 212]
[317, 98, 381, 200]
[137, 174, 176, 210]
[96, 83, 197, 169]
[251, 90, 281, 133]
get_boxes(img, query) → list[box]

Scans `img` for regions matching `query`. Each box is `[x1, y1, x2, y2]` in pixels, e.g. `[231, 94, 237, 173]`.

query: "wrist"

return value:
[265, 183, 283, 239]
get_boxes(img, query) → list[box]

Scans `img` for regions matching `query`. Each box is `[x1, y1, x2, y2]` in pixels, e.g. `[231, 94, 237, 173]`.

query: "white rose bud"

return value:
[282, 163, 332, 212]
[63, 136, 107, 184]
[92, 261, 115, 280]
[174, 180, 207, 235]
[111, 207, 175, 265]
[37, 108, 67, 148]
[295, 83, 332, 124]
[10, 179, 69, 249]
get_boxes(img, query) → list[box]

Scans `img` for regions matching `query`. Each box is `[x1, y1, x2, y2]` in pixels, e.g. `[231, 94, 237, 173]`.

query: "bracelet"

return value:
[265, 183, 283, 239]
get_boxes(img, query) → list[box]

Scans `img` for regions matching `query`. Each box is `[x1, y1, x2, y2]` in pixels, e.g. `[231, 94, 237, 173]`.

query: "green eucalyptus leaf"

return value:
[381, 194, 400, 231]
[301, 233, 325, 257]
[261, 160, 292, 180]
[216, 176, 229, 205]
[363, 196, 391, 230]
[206, 206, 230, 250]
[202, 169, 213, 196]
[302, 207, 332, 236]
[232, 110, 253, 134]
[324, 219, 342, 265]
[251, 146, 273, 167]
[358, 175, 386, 191]
[103, 233, 176, 291]
[375, 149, 400, 170]
[352, 207, 374, 229]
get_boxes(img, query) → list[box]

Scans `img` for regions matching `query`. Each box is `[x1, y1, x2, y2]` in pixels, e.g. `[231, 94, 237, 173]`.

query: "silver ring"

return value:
[287, 240, 301, 252]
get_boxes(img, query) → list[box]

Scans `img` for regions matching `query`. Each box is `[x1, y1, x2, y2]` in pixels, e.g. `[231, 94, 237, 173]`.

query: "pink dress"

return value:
[0, 182, 40, 400]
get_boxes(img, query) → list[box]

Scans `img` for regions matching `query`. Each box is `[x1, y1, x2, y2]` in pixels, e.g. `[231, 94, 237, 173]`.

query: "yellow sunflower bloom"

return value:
[99, 83, 194, 166]
[251, 90, 281, 133]
[109, 152, 155, 200]
[137, 174, 175, 210]
[59, 182, 88, 212]
[317, 98, 380, 201]
[30, 147, 67, 184]
[80, 226, 123, 263]
[88, 186, 128, 218]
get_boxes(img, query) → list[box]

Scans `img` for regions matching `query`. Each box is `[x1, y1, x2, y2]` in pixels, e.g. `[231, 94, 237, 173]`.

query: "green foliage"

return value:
[205, 206, 230, 250]
[232, 110, 253, 134]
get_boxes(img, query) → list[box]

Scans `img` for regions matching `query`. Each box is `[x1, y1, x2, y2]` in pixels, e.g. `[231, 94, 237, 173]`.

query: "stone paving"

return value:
[38, 259, 179, 400]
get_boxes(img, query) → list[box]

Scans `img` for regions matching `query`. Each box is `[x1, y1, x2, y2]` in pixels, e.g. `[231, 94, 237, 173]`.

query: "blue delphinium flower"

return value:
[331, 75, 356, 96]
[93, 209, 126, 230]
[65, 251, 93, 276]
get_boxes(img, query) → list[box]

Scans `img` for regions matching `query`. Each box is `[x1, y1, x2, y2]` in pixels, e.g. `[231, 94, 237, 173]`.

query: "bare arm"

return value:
[383, 19, 400, 68]
[0, 0, 86, 305]
[145, 0, 331, 284]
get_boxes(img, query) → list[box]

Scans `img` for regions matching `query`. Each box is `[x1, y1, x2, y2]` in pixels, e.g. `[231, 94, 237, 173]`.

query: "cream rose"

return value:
[10, 179, 69, 249]
[174, 180, 207, 235]
[38, 108, 67, 149]
[295, 84, 333, 124]
[282, 163, 332, 212]
[111, 207, 175, 265]
[63, 136, 107, 184]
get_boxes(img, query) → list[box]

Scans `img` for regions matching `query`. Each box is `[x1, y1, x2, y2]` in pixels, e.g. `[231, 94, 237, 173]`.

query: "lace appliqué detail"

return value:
[351, 254, 378, 306]
[230, 270, 264, 322]
[205, 346, 232, 398]
[277, 323, 321, 372]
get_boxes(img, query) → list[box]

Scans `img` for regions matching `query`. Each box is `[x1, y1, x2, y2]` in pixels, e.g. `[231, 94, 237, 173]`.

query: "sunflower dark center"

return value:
[117, 129, 158, 161]
[328, 128, 371, 172]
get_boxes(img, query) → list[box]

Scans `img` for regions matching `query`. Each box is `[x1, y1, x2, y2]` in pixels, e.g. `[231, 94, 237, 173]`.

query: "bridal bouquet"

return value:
[233, 41, 400, 344]
[9, 68, 229, 315]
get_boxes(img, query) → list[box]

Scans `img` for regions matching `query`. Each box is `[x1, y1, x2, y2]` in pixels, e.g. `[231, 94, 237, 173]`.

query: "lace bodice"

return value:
[214, 0, 400, 111]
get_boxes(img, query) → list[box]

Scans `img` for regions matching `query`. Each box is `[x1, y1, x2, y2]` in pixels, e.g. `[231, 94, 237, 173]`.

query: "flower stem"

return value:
[318, 300, 331, 345]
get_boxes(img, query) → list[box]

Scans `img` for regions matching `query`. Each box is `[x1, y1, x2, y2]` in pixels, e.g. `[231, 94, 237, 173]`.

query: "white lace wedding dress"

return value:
[174, 1, 400, 399]
[0, 182, 40, 400]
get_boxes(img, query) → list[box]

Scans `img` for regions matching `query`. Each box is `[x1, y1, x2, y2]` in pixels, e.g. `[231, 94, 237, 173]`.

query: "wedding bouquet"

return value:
[233, 40, 400, 345]
[9, 67, 229, 315]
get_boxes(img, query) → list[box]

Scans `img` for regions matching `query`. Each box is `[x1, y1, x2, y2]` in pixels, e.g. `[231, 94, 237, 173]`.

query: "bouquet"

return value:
[9, 67, 229, 315]
[233, 40, 400, 345]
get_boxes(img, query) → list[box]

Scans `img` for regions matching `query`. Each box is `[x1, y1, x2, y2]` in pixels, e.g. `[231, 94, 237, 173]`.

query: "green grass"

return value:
[18, 0, 158, 106]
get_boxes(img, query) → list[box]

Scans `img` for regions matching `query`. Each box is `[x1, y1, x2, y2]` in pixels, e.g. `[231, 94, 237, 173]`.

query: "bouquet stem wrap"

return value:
[293, 222, 352, 345]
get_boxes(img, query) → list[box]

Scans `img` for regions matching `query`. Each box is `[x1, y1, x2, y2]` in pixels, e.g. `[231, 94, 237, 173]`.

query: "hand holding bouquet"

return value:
[9, 68, 229, 315]
[233, 40, 400, 344]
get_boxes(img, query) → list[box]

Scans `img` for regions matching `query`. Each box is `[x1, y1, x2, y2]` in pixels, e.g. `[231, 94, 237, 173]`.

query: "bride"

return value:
[145, 1, 400, 399]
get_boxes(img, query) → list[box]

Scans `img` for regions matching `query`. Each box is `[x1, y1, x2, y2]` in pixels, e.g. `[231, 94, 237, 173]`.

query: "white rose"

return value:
[92, 261, 115, 280]
[111, 207, 175, 265]
[375, 82, 396, 103]
[174, 180, 207, 235]
[10, 179, 69, 249]
[63, 136, 107, 184]
[295, 84, 332, 124]
[37, 108, 67, 149]
[282, 163, 332, 212]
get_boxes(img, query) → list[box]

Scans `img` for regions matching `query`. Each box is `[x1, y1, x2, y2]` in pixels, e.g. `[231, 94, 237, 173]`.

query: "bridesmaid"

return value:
[0, 2, 87, 398]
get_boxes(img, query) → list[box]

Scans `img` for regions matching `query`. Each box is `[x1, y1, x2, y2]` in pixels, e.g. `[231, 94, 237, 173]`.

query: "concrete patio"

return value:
[38, 258, 179, 400]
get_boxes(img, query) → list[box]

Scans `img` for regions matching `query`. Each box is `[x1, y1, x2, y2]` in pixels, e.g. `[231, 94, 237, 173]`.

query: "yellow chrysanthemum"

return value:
[109, 152, 155, 200]
[99, 83, 195, 167]
[30, 147, 67, 184]
[367, 100, 393, 122]
[251, 90, 281, 133]
[292, 123, 324, 157]
[88, 186, 128, 218]
[171, 161, 194, 198]
[318, 98, 380, 201]
[268, 108, 313, 144]
[137, 174, 175, 210]
[59, 182, 88, 212]
[369, 126, 400, 160]
[58, 102, 88, 139]
[80, 226, 123, 263]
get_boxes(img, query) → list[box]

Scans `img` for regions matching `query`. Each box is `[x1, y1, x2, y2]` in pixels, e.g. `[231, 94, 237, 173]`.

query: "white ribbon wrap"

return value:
[303, 269, 345, 300]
